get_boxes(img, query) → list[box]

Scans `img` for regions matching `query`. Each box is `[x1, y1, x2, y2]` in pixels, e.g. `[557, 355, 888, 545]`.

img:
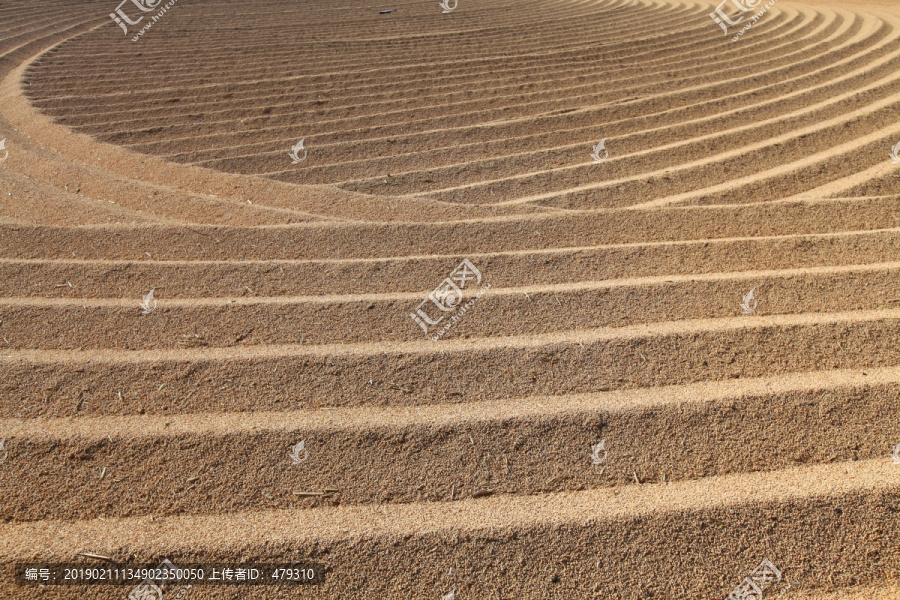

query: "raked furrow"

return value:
[0, 0, 899, 598]
[2, 366, 899, 522]
[1, 460, 898, 598]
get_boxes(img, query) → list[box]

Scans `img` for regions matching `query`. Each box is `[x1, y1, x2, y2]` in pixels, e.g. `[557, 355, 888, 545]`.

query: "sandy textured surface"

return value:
[0, 0, 899, 598]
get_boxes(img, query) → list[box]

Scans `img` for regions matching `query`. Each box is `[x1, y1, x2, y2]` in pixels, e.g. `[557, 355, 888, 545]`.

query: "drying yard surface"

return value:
[0, 0, 899, 597]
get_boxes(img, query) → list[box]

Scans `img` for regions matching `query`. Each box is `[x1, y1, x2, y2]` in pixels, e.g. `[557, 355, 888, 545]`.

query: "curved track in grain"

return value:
[1, 0, 899, 598]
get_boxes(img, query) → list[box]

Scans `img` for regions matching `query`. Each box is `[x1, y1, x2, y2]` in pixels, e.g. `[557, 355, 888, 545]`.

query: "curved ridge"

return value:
[0, 1, 899, 599]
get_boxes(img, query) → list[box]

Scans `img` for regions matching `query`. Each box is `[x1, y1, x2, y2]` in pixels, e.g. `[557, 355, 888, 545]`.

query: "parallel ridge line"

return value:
[3, 308, 900, 362]
[0, 260, 898, 306]
[5, 365, 899, 439]
[1, 459, 895, 557]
